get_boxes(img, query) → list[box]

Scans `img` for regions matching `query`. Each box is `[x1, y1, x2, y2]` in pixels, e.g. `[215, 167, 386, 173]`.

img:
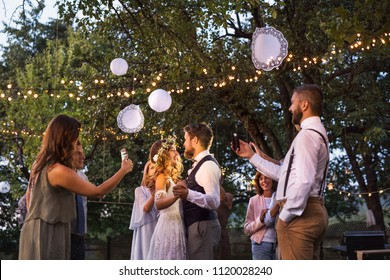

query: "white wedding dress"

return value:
[147, 179, 187, 260]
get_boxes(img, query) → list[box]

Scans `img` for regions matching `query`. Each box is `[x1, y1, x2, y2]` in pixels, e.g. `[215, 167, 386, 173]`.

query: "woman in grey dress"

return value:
[19, 114, 134, 259]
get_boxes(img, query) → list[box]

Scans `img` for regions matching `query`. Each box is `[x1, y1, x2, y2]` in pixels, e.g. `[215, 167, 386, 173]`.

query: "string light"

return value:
[2, 32, 387, 154]
[0, 33, 390, 160]
[0, 32, 388, 104]
[327, 187, 390, 198]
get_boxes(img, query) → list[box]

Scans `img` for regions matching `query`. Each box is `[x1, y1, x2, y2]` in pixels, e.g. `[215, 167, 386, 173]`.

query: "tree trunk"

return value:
[218, 88, 284, 160]
[363, 152, 385, 230]
[365, 193, 385, 231]
[343, 131, 385, 231]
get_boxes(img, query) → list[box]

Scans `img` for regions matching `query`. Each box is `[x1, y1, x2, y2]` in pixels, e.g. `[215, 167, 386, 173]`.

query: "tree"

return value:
[54, 0, 390, 228]
[0, 0, 389, 253]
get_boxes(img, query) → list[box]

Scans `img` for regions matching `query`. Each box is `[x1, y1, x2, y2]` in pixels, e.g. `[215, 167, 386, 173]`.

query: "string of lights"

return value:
[0, 33, 388, 102]
[327, 182, 390, 198]
[1, 33, 389, 198]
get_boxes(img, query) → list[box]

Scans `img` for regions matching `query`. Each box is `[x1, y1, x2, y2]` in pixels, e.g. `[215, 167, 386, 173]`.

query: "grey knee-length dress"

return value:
[19, 165, 76, 260]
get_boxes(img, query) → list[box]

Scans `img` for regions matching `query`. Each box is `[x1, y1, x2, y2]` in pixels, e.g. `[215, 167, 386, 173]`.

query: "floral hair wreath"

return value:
[153, 135, 177, 166]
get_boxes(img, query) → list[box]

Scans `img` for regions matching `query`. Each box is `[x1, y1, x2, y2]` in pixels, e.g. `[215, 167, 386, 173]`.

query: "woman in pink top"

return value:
[244, 171, 277, 260]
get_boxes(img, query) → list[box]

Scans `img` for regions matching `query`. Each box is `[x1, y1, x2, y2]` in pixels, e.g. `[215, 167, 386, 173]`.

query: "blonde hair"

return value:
[149, 139, 183, 184]
[141, 161, 156, 189]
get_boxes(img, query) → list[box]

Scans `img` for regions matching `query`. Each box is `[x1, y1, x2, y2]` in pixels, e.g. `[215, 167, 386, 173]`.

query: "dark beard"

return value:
[292, 110, 303, 125]
[184, 148, 194, 160]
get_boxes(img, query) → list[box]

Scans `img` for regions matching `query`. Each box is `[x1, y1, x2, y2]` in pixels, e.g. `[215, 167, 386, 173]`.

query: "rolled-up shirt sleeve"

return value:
[186, 161, 221, 210]
[249, 153, 281, 182]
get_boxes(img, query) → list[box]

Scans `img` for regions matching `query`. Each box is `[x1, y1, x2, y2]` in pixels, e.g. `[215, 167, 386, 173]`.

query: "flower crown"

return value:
[153, 135, 177, 166]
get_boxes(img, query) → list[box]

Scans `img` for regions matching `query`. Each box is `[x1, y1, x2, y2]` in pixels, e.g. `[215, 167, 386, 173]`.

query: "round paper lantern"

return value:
[117, 104, 144, 133]
[110, 58, 128, 76]
[148, 89, 172, 112]
[0, 181, 10, 193]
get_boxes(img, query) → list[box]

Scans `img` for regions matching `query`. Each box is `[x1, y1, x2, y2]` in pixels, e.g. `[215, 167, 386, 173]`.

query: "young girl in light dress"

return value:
[129, 160, 158, 260]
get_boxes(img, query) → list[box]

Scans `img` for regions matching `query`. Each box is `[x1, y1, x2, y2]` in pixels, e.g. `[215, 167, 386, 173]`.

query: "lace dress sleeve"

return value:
[155, 190, 167, 201]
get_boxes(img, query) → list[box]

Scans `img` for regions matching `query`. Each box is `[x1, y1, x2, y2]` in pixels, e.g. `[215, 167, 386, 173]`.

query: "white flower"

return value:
[153, 154, 159, 163]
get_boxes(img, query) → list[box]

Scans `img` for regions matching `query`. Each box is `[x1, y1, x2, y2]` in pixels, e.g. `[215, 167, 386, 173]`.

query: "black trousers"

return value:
[71, 234, 85, 260]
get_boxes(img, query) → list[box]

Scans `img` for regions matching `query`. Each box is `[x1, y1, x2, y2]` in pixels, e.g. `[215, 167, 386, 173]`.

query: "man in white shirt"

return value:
[235, 84, 329, 260]
[173, 123, 221, 259]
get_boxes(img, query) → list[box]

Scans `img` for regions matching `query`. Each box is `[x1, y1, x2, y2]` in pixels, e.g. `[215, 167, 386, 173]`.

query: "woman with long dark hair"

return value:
[19, 114, 133, 259]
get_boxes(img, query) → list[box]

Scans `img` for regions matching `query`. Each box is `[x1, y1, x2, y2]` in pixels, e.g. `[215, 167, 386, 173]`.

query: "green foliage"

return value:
[0, 0, 389, 255]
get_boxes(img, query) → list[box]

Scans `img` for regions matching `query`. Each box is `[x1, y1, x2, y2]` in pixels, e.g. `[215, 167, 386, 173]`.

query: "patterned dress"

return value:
[147, 178, 186, 259]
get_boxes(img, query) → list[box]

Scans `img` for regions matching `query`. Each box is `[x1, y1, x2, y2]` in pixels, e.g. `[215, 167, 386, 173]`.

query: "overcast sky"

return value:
[0, 0, 57, 47]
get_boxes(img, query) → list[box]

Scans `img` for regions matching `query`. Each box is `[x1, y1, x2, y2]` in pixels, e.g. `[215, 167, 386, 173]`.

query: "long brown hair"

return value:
[31, 115, 81, 182]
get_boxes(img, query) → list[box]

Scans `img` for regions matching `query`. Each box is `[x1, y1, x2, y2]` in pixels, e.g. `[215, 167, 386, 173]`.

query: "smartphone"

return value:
[231, 132, 240, 151]
[120, 148, 127, 160]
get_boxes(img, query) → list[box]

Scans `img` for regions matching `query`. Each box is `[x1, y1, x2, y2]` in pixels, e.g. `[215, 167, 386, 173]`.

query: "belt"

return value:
[307, 196, 323, 201]
[277, 197, 323, 209]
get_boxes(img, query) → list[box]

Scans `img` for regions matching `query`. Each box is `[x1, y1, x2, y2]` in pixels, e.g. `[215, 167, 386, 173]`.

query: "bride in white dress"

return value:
[147, 137, 186, 260]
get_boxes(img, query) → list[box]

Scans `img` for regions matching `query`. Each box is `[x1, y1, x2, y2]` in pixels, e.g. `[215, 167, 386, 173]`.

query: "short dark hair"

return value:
[294, 84, 324, 115]
[183, 123, 213, 149]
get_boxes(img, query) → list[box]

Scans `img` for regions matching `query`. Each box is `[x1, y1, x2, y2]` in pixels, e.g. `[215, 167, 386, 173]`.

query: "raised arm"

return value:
[48, 156, 133, 198]
[249, 142, 281, 165]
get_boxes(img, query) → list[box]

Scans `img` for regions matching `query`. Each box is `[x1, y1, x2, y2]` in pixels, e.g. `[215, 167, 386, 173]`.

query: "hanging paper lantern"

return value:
[117, 104, 144, 133]
[0, 181, 10, 193]
[110, 58, 128, 76]
[148, 89, 172, 112]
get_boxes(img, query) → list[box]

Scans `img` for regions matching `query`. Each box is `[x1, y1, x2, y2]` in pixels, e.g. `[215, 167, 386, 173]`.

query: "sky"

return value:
[0, 0, 57, 47]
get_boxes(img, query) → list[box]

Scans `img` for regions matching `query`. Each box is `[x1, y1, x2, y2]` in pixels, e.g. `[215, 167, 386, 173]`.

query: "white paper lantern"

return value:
[148, 89, 172, 112]
[117, 104, 144, 133]
[110, 58, 128, 76]
[0, 181, 10, 193]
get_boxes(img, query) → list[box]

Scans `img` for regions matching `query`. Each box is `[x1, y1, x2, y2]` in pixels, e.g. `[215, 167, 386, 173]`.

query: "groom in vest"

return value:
[173, 123, 221, 259]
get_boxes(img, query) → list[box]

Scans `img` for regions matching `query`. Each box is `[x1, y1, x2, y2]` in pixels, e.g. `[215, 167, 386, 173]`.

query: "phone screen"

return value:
[120, 148, 127, 160]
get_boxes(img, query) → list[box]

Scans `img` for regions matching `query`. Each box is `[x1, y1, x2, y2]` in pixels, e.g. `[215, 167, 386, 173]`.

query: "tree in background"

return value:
[1, 1, 389, 256]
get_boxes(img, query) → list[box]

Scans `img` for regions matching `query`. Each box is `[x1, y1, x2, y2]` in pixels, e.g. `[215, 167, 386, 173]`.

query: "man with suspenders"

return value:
[235, 84, 329, 260]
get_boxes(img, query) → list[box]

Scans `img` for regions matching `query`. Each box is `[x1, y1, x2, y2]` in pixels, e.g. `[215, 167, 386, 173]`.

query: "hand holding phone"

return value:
[231, 132, 240, 151]
[120, 148, 127, 161]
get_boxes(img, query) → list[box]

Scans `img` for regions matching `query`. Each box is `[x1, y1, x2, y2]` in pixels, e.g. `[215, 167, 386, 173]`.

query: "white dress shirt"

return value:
[186, 150, 221, 210]
[249, 116, 329, 223]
